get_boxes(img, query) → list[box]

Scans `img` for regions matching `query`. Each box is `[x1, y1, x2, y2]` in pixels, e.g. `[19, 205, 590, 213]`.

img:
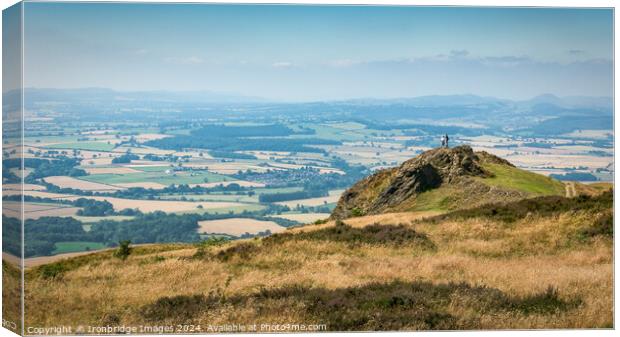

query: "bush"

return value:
[350, 207, 365, 217]
[38, 263, 67, 279]
[214, 242, 260, 262]
[427, 190, 612, 224]
[191, 237, 229, 260]
[139, 280, 579, 330]
[140, 294, 219, 322]
[265, 222, 436, 250]
[113, 240, 132, 260]
[580, 211, 613, 238]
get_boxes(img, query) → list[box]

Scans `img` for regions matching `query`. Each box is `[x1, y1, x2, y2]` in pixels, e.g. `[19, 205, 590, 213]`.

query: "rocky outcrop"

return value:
[331, 145, 517, 219]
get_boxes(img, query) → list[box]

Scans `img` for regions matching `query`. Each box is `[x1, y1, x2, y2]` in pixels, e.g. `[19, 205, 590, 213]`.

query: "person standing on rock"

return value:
[440, 134, 450, 148]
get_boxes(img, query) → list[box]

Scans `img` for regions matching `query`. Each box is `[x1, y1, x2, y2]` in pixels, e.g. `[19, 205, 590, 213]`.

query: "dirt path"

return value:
[565, 182, 577, 198]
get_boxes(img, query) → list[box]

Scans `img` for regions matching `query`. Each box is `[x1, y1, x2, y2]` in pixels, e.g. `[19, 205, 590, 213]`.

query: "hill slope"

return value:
[16, 190, 612, 331]
[331, 145, 565, 219]
[7, 147, 613, 332]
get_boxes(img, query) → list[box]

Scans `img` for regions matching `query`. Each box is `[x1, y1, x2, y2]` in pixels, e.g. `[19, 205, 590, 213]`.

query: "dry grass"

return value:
[275, 190, 344, 207]
[272, 213, 331, 223]
[2, 260, 22, 334]
[3, 201, 81, 220]
[6, 189, 247, 213]
[23, 205, 613, 331]
[197, 218, 286, 236]
[44, 176, 124, 191]
[2, 183, 47, 191]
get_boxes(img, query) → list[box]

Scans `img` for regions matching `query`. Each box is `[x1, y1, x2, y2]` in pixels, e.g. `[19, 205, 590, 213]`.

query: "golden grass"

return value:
[275, 189, 344, 207]
[6, 189, 246, 213]
[197, 218, 286, 236]
[2, 260, 22, 334]
[44, 176, 124, 191]
[23, 208, 613, 331]
[272, 213, 331, 223]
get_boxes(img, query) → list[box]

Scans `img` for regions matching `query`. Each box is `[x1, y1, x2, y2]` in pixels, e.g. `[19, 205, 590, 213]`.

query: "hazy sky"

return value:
[22, 3, 613, 101]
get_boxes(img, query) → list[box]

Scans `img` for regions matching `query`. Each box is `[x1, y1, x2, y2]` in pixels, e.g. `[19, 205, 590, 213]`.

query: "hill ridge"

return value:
[331, 145, 560, 219]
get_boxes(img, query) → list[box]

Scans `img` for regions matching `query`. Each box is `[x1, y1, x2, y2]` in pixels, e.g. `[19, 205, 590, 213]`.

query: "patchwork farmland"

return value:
[4, 101, 614, 261]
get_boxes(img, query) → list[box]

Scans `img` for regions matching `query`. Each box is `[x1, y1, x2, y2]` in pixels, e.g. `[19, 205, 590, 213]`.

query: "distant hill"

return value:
[523, 93, 613, 110]
[10, 87, 267, 106]
[331, 145, 566, 219]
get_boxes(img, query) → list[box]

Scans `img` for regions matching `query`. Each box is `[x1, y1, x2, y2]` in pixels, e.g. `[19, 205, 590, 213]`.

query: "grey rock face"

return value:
[331, 145, 506, 219]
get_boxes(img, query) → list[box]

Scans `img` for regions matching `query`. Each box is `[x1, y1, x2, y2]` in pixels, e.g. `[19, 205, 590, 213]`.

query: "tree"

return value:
[113, 240, 132, 260]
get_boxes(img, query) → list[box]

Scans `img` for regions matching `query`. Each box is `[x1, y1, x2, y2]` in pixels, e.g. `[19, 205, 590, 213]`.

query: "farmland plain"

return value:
[3, 93, 613, 260]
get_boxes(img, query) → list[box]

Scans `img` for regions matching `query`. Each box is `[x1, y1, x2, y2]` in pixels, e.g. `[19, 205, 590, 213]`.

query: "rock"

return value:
[331, 145, 516, 219]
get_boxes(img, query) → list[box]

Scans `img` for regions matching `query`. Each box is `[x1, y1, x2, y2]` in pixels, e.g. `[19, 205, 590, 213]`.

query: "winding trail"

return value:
[565, 182, 577, 198]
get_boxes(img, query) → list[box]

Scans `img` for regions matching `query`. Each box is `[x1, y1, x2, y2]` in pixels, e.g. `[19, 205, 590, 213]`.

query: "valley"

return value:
[1, 90, 614, 331]
[2, 91, 614, 260]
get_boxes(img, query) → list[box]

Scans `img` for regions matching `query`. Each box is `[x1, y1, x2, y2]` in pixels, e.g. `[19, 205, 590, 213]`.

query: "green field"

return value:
[52, 241, 106, 255]
[45, 141, 116, 151]
[132, 166, 174, 172]
[73, 215, 136, 224]
[79, 170, 231, 185]
[289, 123, 365, 141]
[24, 135, 80, 144]
[481, 163, 566, 196]
[165, 128, 192, 135]
[253, 187, 304, 195]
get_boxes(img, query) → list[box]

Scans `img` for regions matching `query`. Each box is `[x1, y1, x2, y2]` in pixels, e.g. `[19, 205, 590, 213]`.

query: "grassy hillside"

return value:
[21, 191, 613, 331]
[480, 163, 566, 196]
[331, 146, 570, 218]
[395, 165, 566, 213]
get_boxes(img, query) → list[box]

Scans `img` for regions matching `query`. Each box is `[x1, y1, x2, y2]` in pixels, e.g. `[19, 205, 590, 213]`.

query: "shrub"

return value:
[139, 280, 579, 330]
[426, 190, 612, 224]
[214, 242, 260, 262]
[140, 294, 218, 322]
[350, 207, 365, 217]
[264, 222, 436, 250]
[38, 263, 67, 279]
[191, 237, 229, 260]
[580, 210, 613, 238]
[113, 240, 132, 260]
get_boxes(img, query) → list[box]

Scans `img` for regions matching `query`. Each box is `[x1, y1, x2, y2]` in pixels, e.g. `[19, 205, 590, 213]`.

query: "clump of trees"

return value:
[90, 212, 202, 246]
[1, 216, 93, 257]
[74, 198, 115, 216]
[25, 157, 87, 182]
[112, 153, 139, 164]
[259, 189, 327, 203]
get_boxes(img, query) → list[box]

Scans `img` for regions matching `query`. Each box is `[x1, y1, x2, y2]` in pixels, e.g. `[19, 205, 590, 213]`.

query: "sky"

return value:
[20, 3, 614, 101]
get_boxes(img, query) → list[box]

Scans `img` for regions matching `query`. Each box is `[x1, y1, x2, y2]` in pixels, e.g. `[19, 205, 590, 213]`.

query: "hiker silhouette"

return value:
[441, 134, 450, 148]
